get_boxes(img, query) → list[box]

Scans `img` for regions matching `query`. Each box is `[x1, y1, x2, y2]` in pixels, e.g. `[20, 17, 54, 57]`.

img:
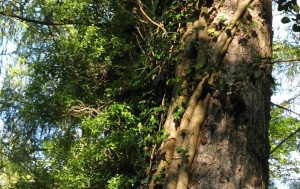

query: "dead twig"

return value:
[136, 0, 167, 33]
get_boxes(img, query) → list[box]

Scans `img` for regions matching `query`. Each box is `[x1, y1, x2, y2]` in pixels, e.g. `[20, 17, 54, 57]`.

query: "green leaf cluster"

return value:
[277, 0, 300, 32]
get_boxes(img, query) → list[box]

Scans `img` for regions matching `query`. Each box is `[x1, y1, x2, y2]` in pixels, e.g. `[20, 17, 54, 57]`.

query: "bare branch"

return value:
[271, 59, 300, 63]
[0, 11, 68, 26]
[68, 100, 102, 118]
[271, 102, 300, 118]
[0, 11, 106, 28]
[136, 0, 166, 33]
[133, 32, 146, 54]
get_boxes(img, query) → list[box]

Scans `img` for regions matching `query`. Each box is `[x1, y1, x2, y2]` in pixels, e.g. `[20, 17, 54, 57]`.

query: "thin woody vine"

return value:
[129, 0, 272, 188]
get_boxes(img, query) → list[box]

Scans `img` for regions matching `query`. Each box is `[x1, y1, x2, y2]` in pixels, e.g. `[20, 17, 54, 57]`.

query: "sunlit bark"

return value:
[150, 0, 272, 188]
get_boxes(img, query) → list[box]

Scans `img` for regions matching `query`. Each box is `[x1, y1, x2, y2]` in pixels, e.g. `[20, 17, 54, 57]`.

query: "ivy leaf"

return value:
[281, 17, 291, 24]
[278, 4, 284, 11]
[292, 24, 300, 32]
[292, 4, 300, 13]
[141, 176, 149, 184]
[176, 146, 184, 153]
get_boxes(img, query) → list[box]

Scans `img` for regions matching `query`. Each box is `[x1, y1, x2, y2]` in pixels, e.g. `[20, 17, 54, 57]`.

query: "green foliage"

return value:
[39, 103, 147, 188]
[0, 0, 177, 187]
[176, 146, 190, 158]
[107, 174, 134, 189]
[269, 105, 300, 187]
[173, 107, 185, 120]
[270, 107, 299, 154]
[273, 41, 300, 82]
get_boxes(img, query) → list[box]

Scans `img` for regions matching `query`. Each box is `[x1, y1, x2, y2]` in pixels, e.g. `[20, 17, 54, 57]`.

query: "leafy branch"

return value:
[269, 127, 300, 157]
[0, 11, 106, 27]
[268, 102, 300, 157]
[0, 11, 67, 26]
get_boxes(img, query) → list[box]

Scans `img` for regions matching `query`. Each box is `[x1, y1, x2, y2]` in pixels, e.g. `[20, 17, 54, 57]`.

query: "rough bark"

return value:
[149, 0, 272, 188]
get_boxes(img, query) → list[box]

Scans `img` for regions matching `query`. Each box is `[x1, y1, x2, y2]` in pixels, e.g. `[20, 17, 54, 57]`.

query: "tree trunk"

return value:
[149, 0, 272, 188]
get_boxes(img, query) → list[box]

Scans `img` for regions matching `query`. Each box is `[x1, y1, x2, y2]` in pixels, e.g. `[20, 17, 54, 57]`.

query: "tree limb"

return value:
[271, 102, 300, 117]
[268, 127, 300, 157]
[0, 11, 105, 27]
[0, 11, 67, 26]
[271, 58, 300, 63]
[268, 102, 300, 157]
[136, 0, 167, 33]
